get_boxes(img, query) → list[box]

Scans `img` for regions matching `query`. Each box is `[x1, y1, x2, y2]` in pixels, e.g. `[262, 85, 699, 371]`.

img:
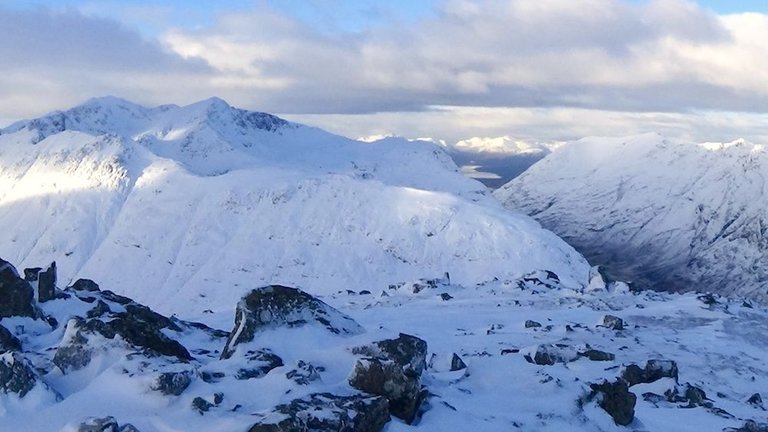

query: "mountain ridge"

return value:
[0, 97, 589, 317]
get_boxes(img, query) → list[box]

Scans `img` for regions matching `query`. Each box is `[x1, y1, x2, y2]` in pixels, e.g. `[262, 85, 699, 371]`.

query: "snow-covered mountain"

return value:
[0, 97, 588, 317]
[495, 133, 768, 301]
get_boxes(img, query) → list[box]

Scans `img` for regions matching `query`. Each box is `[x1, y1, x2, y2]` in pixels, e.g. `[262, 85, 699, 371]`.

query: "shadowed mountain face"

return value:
[496, 133, 768, 302]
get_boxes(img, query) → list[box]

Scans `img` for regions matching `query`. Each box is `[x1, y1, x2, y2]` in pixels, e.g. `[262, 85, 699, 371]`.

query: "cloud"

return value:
[1, 1, 767, 143]
[0, 7, 213, 117]
[162, 0, 768, 115]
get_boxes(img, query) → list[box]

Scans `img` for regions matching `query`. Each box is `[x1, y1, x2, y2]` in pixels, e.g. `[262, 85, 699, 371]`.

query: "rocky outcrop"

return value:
[248, 393, 389, 432]
[0, 258, 38, 318]
[0, 352, 41, 397]
[234, 349, 284, 380]
[350, 333, 428, 424]
[53, 303, 191, 372]
[220, 285, 362, 359]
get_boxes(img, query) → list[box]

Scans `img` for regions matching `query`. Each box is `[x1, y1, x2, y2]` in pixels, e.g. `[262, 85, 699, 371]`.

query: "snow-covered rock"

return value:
[0, 97, 589, 317]
[496, 133, 768, 302]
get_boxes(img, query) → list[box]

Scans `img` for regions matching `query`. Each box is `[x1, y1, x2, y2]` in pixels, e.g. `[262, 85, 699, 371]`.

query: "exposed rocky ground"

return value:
[2, 256, 767, 431]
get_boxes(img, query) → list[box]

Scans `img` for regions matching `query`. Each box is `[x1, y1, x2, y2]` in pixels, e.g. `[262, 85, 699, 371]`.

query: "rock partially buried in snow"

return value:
[74, 416, 140, 432]
[152, 370, 194, 396]
[220, 285, 363, 359]
[0, 352, 43, 397]
[248, 393, 390, 432]
[621, 359, 679, 386]
[524, 344, 579, 366]
[588, 379, 636, 426]
[350, 333, 428, 423]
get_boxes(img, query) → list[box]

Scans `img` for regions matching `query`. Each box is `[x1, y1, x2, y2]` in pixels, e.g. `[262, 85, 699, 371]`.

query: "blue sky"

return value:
[1, 0, 767, 143]
[8, 0, 767, 36]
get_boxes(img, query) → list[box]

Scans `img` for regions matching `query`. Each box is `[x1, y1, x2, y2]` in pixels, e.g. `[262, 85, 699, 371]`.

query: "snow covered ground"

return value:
[1, 258, 766, 431]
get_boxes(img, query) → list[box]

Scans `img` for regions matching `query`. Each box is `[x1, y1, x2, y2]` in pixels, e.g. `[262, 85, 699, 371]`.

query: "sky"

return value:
[1, 0, 768, 146]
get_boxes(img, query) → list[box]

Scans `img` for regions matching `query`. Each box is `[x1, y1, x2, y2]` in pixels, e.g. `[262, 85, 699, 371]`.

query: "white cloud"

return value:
[1, 1, 767, 145]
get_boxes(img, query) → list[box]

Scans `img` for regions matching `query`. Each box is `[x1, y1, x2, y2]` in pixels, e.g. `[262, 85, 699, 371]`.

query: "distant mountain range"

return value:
[496, 133, 768, 302]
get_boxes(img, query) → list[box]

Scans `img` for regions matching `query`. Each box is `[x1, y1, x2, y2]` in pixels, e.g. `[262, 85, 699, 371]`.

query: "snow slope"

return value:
[0, 97, 588, 316]
[495, 133, 768, 301]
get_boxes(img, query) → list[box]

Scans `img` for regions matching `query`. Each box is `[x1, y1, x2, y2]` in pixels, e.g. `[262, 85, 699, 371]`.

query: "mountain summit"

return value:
[0, 97, 588, 316]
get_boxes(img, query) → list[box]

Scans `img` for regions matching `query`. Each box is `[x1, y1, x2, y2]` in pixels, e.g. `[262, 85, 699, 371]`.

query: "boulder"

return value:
[248, 393, 389, 432]
[0, 352, 40, 397]
[0, 258, 37, 318]
[350, 333, 428, 423]
[192, 397, 213, 414]
[524, 320, 542, 328]
[450, 353, 467, 371]
[0, 324, 22, 353]
[76, 416, 140, 432]
[601, 315, 624, 330]
[152, 370, 194, 396]
[589, 379, 636, 426]
[747, 393, 763, 407]
[524, 344, 579, 366]
[726, 420, 768, 432]
[69, 279, 101, 292]
[578, 349, 615, 362]
[220, 285, 363, 359]
[622, 359, 678, 386]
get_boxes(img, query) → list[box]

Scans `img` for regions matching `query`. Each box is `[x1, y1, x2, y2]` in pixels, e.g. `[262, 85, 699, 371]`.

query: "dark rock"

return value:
[440, 292, 453, 301]
[23, 267, 42, 282]
[524, 320, 542, 328]
[0, 352, 40, 397]
[37, 262, 57, 303]
[248, 393, 389, 432]
[192, 397, 213, 414]
[725, 420, 768, 432]
[622, 359, 678, 386]
[645, 359, 679, 383]
[748, 393, 763, 407]
[350, 334, 428, 423]
[682, 384, 708, 407]
[152, 370, 193, 396]
[234, 349, 283, 380]
[0, 258, 38, 318]
[450, 353, 467, 371]
[579, 349, 615, 362]
[697, 293, 718, 305]
[53, 306, 192, 372]
[86, 300, 112, 319]
[524, 344, 578, 366]
[220, 285, 363, 359]
[200, 371, 225, 383]
[601, 315, 624, 330]
[590, 379, 636, 426]
[0, 324, 22, 353]
[286, 360, 322, 385]
[70, 279, 101, 292]
[76, 416, 140, 432]
[213, 392, 224, 405]
[517, 270, 561, 290]
[359, 290, 372, 295]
